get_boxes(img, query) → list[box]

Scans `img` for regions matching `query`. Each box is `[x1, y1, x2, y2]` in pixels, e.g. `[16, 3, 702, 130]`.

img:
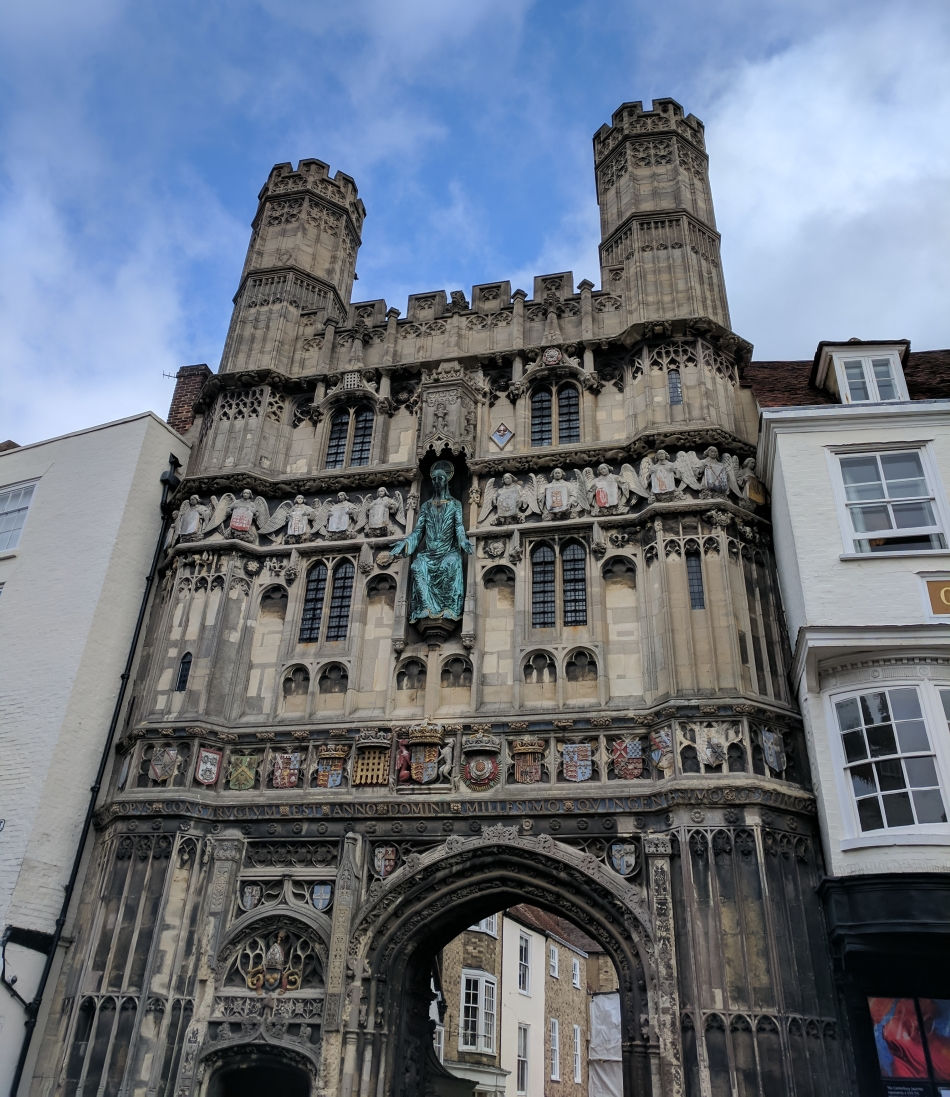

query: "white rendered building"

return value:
[754, 341, 950, 1097]
[0, 414, 189, 1089]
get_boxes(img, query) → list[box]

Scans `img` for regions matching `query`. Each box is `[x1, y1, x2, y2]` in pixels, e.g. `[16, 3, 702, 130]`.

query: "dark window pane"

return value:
[857, 798, 884, 831]
[686, 552, 705, 610]
[874, 759, 906, 792]
[175, 653, 192, 692]
[867, 724, 897, 758]
[350, 406, 374, 466]
[835, 697, 862, 731]
[889, 688, 923, 720]
[842, 730, 867, 763]
[531, 545, 556, 627]
[850, 764, 877, 798]
[913, 789, 947, 824]
[897, 720, 932, 754]
[904, 756, 939, 788]
[882, 792, 914, 828]
[326, 410, 349, 469]
[557, 385, 580, 444]
[326, 561, 354, 641]
[860, 692, 890, 725]
[562, 543, 587, 626]
[531, 389, 552, 447]
[668, 369, 683, 405]
[299, 563, 328, 642]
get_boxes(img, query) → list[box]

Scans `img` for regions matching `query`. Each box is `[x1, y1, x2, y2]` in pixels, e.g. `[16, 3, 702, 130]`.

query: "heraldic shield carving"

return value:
[512, 736, 545, 784]
[461, 732, 501, 791]
[561, 741, 593, 782]
[405, 716, 445, 785]
[612, 736, 644, 779]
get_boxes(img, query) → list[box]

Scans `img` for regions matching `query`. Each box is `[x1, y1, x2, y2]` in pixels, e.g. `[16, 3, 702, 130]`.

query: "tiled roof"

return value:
[507, 904, 602, 953]
[743, 349, 950, 407]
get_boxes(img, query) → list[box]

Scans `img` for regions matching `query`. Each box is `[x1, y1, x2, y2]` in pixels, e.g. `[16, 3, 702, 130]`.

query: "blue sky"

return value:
[1, 0, 948, 445]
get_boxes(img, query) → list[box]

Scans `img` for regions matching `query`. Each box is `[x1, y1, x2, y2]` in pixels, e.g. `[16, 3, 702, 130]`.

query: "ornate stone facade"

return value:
[26, 100, 852, 1097]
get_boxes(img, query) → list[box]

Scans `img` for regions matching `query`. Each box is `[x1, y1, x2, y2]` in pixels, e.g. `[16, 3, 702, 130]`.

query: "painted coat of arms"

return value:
[373, 845, 398, 878]
[760, 727, 786, 773]
[561, 742, 593, 782]
[608, 841, 639, 877]
[649, 730, 673, 774]
[461, 733, 501, 792]
[512, 737, 544, 784]
[194, 747, 222, 786]
[149, 745, 179, 782]
[315, 745, 349, 789]
[411, 743, 439, 784]
[611, 737, 643, 779]
[272, 752, 301, 789]
[228, 753, 258, 791]
[311, 883, 333, 911]
[239, 883, 263, 911]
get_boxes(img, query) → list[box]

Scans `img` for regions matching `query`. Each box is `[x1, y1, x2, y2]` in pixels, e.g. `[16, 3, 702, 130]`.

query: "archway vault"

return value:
[339, 828, 676, 1097]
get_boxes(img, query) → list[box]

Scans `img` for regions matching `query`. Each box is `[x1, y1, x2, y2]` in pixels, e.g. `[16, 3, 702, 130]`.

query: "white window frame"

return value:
[518, 933, 531, 993]
[550, 1017, 560, 1080]
[549, 943, 559, 978]
[573, 1023, 582, 1083]
[433, 1023, 444, 1062]
[459, 969, 496, 1053]
[517, 1024, 529, 1094]
[0, 481, 36, 553]
[826, 680, 950, 840]
[468, 914, 498, 936]
[828, 443, 950, 556]
[572, 956, 581, 988]
[815, 344, 909, 404]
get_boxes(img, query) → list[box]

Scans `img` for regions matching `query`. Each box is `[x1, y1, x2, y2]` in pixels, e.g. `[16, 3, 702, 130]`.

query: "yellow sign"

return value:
[926, 580, 950, 614]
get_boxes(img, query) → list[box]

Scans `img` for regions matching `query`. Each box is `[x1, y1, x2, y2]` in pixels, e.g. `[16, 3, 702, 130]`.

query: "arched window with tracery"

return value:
[531, 541, 587, 627]
[325, 404, 374, 469]
[326, 561, 355, 641]
[299, 563, 328, 642]
[175, 653, 192, 692]
[530, 383, 580, 447]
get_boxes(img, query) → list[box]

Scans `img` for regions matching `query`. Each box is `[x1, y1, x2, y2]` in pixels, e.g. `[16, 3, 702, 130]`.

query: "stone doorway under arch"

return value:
[343, 832, 667, 1097]
[205, 1049, 310, 1097]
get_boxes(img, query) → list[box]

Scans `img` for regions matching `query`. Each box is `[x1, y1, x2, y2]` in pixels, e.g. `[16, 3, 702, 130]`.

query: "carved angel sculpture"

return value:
[581, 462, 649, 514]
[477, 473, 541, 525]
[209, 490, 271, 542]
[258, 495, 320, 544]
[639, 450, 679, 496]
[362, 487, 406, 537]
[535, 467, 589, 519]
[320, 492, 365, 538]
[166, 495, 212, 547]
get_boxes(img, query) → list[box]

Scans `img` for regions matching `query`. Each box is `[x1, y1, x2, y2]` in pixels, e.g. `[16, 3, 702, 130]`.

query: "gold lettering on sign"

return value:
[925, 580, 950, 614]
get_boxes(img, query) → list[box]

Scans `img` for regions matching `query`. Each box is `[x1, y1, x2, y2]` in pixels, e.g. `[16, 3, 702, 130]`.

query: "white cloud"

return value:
[707, 4, 950, 357]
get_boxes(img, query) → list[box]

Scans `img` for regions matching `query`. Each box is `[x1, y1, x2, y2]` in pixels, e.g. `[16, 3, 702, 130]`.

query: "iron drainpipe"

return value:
[9, 452, 182, 1097]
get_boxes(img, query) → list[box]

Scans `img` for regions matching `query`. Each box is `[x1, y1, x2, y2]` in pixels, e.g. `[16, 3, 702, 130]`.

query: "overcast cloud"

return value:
[0, 0, 947, 444]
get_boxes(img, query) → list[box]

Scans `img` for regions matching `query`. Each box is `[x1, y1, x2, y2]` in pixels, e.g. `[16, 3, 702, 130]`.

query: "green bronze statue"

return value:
[392, 460, 473, 623]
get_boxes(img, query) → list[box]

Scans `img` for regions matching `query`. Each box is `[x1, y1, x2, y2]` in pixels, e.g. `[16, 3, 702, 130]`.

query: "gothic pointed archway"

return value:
[338, 828, 676, 1097]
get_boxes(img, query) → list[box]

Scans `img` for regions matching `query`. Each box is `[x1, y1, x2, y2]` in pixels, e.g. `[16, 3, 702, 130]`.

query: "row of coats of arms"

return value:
[142, 733, 679, 794]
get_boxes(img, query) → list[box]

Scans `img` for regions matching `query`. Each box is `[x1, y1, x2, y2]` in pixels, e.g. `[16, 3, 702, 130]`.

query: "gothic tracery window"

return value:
[299, 560, 354, 642]
[530, 383, 580, 446]
[531, 541, 588, 627]
[325, 404, 374, 469]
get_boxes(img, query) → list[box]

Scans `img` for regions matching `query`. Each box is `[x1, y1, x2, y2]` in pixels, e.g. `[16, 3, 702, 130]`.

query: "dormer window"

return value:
[814, 342, 909, 404]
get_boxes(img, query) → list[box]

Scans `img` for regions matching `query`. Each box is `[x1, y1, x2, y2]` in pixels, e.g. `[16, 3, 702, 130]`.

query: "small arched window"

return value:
[668, 368, 683, 406]
[531, 544, 556, 627]
[326, 561, 355, 641]
[562, 542, 587, 625]
[325, 405, 374, 469]
[530, 383, 580, 447]
[531, 541, 587, 627]
[175, 653, 192, 692]
[299, 563, 328, 642]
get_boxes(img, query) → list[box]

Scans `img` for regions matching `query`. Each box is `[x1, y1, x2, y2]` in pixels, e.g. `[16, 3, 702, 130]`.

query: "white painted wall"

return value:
[500, 919, 545, 1096]
[0, 413, 189, 1085]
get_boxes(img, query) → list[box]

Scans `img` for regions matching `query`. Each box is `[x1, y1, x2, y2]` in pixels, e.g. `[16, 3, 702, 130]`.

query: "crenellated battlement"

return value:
[259, 158, 366, 229]
[593, 97, 706, 164]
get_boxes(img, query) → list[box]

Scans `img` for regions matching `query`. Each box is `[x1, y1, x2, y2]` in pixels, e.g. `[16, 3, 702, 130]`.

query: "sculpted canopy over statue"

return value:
[392, 460, 473, 623]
